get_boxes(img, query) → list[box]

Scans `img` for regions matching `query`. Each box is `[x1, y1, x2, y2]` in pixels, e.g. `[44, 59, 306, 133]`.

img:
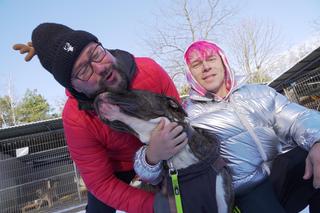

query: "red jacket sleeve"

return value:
[62, 99, 154, 213]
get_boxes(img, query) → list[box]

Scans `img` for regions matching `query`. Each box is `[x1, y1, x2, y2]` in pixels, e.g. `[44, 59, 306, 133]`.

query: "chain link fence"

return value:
[0, 119, 87, 213]
[282, 67, 320, 111]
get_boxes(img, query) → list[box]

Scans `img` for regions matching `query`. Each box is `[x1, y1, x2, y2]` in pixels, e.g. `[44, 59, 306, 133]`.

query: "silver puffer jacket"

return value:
[184, 81, 320, 194]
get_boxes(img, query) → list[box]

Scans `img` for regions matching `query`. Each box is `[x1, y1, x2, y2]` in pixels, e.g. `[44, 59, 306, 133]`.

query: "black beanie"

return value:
[31, 23, 98, 90]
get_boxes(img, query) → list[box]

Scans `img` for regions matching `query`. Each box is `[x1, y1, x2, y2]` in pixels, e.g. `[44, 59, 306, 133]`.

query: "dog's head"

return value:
[94, 90, 221, 163]
[93, 90, 187, 134]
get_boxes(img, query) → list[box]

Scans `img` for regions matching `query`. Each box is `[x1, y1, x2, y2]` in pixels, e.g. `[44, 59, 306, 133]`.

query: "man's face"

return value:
[71, 42, 127, 98]
[187, 50, 227, 96]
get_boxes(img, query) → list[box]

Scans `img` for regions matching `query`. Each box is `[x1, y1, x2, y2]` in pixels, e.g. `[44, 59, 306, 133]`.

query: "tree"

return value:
[0, 96, 16, 127]
[267, 37, 320, 80]
[179, 84, 190, 97]
[0, 74, 18, 127]
[53, 96, 67, 117]
[143, 0, 237, 92]
[312, 16, 320, 33]
[15, 89, 53, 124]
[227, 19, 282, 83]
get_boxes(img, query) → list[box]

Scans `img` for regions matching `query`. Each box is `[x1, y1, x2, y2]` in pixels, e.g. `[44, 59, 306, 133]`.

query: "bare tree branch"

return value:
[142, 0, 237, 92]
[312, 16, 320, 33]
[228, 19, 282, 83]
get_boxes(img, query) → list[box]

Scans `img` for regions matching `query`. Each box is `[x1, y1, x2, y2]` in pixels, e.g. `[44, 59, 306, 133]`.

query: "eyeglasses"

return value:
[73, 43, 107, 81]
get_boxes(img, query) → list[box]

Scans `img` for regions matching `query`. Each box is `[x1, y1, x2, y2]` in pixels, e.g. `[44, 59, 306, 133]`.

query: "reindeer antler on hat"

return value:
[13, 42, 36, 62]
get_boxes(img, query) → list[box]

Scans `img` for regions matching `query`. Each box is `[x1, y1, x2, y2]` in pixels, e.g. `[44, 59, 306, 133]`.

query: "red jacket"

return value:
[62, 57, 180, 213]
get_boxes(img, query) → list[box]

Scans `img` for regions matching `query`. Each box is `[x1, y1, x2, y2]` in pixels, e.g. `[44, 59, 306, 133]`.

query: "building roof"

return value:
[0, 118, 63, 140]
[268, 46, 320, 92]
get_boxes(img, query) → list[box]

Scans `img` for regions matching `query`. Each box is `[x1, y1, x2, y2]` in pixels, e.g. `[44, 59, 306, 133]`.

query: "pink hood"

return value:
[184, 40, 236, 101]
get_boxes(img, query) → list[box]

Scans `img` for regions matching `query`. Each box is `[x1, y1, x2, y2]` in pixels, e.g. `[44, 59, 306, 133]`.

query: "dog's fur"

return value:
[94, 90, 233, 213]
[21, 179, 58, 212]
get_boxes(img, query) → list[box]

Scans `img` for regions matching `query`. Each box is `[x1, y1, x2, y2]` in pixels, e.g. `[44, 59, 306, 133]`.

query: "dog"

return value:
[94, 90, 233, 213]
[21, 179, 59, 212]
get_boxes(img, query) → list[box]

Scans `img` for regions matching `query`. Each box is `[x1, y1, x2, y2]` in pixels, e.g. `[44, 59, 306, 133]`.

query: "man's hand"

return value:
[146, 118, 188, 165]
[303, 142, 320, 188]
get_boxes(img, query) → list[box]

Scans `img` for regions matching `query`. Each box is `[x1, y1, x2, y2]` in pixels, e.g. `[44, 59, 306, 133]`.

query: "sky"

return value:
[0, 0, 319, 112]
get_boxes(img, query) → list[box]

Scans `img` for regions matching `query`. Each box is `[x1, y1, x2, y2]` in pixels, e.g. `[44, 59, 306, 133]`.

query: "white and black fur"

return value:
[94, 90, 233, 213]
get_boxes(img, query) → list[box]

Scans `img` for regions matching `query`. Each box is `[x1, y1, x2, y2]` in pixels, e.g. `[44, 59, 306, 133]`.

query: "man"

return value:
[135, 40, 320, 212]
[14, 22, 187, 213]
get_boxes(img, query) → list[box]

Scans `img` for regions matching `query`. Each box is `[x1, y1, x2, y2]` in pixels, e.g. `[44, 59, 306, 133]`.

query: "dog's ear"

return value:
[165, 96, 188, 117]
[168, 99, 179, 109]
[165, 96, 180, 109]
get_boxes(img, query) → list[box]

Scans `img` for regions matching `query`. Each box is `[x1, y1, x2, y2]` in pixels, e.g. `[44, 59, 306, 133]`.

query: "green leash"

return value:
[233, 206, 241, 213]
[167, 161, 241, 213]
[168, 161, 240, 213]
[169, 167, 183, 213]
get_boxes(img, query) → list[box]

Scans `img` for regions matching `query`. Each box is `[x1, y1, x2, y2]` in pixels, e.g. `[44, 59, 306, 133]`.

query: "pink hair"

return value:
[184, 40, 222, 65]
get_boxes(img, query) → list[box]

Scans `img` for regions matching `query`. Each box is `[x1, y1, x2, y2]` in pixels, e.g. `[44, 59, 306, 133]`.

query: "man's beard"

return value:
[96, 63, 128, 95]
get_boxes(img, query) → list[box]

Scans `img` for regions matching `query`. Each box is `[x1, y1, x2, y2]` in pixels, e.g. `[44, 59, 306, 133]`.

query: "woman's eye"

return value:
[208, 57, 216, 61]
[192, 62, 201, 68]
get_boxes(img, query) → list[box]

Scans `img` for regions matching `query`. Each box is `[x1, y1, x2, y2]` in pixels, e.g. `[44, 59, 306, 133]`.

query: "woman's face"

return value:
[187, 50, 227, 97]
